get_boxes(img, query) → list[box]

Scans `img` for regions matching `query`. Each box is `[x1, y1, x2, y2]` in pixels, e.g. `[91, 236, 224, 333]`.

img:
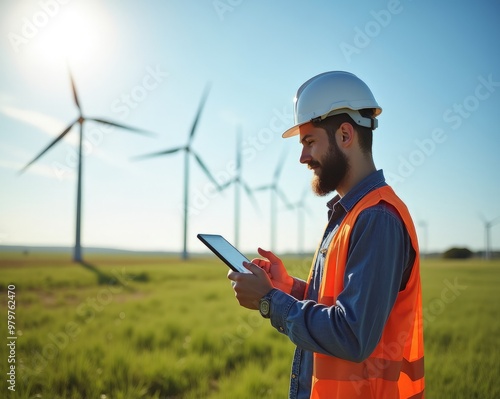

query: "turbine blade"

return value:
[192, 151, 221, 189]
[276, 188, 290, 208]
[490, 215, 500, 227]
[131, 146, 184, 161]
[300, 186, 309, 201]
[242, 181, 260, 212]
[242, 181, 253, 197]
[273, 150, 288, 182]
[286, 201, 295, 211]
[68, 68, 81, 112]
[188, 83, 211, 143]
[254, 184, 272, 192]
[219, 178, 235, 192]
[88, 118, 156, 136]
[19, 120, 77, 174]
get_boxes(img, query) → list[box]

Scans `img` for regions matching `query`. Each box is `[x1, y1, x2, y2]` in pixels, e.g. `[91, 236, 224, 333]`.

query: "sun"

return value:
[29, 2, 116, 70]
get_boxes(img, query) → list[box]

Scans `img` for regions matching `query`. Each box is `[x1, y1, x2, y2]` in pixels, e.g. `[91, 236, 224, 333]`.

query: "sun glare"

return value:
[30, 2, 115, 70]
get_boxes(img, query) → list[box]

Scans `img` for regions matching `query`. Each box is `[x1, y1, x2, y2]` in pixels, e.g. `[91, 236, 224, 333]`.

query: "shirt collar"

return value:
[327, 169, 387, 215]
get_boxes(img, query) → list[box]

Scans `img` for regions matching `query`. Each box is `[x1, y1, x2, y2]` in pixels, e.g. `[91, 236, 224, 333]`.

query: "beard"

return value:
[310, 140, 349, 196]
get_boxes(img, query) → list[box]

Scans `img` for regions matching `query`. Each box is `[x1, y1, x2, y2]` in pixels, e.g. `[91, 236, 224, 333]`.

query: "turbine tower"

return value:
[480, 215, 500, 260]
[133, 85, 220, 260]
[219, 127, 259, 248]
[19, 69, 154, 262]
[287, 186, 311, 257]
[418, 220, 428, 259]
[254, 150, 289, 252]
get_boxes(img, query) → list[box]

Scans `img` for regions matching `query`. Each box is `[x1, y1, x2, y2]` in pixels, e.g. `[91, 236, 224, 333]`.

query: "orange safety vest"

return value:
[307, 185, 424, 399]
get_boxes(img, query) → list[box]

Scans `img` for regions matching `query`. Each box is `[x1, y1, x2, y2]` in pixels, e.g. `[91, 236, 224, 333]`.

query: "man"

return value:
[228, 71, 424, 399]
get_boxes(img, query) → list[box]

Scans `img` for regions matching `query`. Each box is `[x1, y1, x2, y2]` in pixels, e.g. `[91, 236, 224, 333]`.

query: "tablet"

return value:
[197, 233, 252, 274]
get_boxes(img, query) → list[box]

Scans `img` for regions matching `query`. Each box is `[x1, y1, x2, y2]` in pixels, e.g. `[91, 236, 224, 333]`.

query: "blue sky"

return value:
[1, 0, 499, 255]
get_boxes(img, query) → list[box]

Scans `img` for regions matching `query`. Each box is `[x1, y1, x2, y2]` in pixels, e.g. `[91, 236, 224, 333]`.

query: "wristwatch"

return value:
[259, 290, 275, 319]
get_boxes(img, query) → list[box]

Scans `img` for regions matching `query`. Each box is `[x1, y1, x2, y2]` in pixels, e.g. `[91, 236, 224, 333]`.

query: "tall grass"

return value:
[419, 259, 500, 398]
[0, 253, 499, 398]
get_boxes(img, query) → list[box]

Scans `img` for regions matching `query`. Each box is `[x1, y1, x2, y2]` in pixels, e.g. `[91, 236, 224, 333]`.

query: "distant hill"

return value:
[1, 245, 498, 259]
[0, 245, 179, 256]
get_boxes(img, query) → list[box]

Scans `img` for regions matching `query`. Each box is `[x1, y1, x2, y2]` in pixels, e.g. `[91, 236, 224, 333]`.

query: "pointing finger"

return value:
[258, 247, 280, 262]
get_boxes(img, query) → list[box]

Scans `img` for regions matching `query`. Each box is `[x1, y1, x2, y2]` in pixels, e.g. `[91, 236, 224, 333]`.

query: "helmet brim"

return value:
[282, 123, 303, 138]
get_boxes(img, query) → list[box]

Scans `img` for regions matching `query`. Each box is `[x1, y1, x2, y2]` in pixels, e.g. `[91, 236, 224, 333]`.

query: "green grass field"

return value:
[1, 253, 499, 398]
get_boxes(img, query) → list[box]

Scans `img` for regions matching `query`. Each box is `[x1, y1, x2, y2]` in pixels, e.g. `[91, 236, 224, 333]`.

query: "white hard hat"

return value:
[282, 71, 382, 138]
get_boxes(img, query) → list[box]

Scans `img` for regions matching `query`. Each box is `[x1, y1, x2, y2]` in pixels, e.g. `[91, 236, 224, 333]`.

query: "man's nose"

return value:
[300, 147, 311, 165]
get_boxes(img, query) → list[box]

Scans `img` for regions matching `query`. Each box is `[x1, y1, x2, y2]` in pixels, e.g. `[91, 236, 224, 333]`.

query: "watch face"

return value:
[260, 299, 270, 316]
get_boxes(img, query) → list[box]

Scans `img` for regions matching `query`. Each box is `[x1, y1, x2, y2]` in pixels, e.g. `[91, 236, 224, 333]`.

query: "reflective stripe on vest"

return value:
[309, 186, 425, 399]
[314, 356, 424, 382]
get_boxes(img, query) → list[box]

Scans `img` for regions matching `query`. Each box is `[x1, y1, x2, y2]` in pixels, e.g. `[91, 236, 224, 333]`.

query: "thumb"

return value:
[243, 261, 264, 275]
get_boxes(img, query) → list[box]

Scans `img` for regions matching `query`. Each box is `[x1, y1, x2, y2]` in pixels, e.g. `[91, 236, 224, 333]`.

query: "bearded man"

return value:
[228, 71, 425, 399]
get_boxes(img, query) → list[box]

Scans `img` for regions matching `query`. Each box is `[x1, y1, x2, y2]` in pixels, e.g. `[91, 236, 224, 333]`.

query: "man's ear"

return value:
[338, 122, 355, 147]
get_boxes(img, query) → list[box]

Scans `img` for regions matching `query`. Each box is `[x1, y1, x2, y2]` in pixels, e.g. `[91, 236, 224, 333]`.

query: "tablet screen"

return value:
[197, 234, 251, 273]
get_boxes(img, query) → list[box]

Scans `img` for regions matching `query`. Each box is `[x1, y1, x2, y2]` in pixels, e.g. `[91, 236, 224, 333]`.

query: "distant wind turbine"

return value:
[479, 214, 500, 260]
[287, 186, 312, 257]
[418, 220, 428, 259]
[219, 127, 259, 248]
[19, 69, 155, 262]
[132, 85, 220, 260]
[254, 150, 289, 252]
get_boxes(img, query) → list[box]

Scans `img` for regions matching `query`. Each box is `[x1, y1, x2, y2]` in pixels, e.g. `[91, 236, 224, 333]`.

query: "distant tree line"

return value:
[442, 247, 474, 259]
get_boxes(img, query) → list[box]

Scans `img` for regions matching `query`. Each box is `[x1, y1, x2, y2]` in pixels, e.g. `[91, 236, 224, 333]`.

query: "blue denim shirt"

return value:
[267, 170, 415, 399]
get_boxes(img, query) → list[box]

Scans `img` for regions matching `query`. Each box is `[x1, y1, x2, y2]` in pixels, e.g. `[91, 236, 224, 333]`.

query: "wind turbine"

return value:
[418, 220, 428, 259]
[132, 85, 220, 260]
[19, 69, 155, 262]
[287, 186, 312, 257]
[254, 150, 289, 252]
[479, 215, 500, 260]
[219, 127, 259, 248]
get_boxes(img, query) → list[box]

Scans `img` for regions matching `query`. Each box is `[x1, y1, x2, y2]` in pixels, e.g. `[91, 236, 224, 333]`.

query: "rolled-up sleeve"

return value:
[290, 277, 307, 300]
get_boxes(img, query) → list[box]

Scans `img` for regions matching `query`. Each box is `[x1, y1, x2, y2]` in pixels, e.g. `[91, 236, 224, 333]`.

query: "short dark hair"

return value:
[312, 109, 374, 154]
